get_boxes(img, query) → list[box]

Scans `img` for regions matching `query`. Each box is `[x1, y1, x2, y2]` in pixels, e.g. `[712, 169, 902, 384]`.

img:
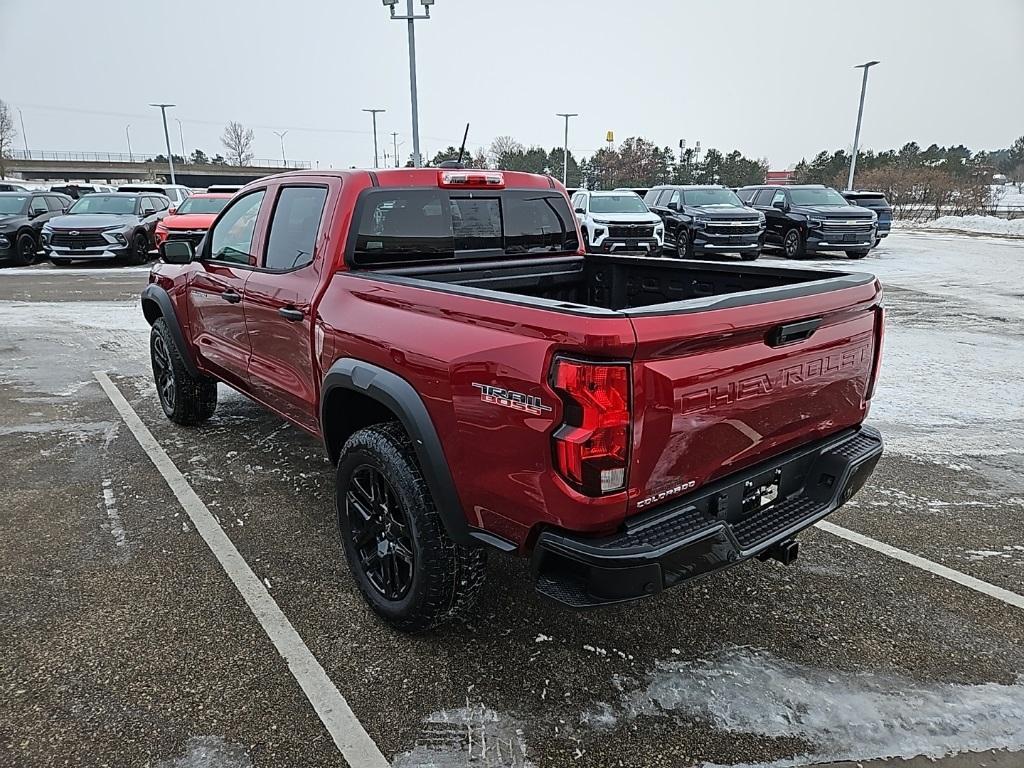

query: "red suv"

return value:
[154, 192, 233, 253]
[144, 168, 884, 632]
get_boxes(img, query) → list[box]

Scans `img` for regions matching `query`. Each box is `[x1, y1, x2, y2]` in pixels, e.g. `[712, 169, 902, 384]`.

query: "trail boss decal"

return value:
[472, 383, 552, 416]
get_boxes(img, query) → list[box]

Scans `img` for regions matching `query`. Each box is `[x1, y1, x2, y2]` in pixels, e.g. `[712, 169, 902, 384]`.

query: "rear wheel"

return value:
[150, 317, 217, 425]
[783, 228, 806, 259]
[337, 422, 486, 633]
[14, 232, 37, 266]
[846, 250, 869, 259]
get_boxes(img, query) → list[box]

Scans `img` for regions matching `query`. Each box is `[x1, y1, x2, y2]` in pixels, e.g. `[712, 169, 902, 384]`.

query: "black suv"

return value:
[0, 191, 73, 266]
[841, 190, 892, 247]
[739, 184, 876, 259]
[41, 192, 169, 266]
[644, 185, 765, 260]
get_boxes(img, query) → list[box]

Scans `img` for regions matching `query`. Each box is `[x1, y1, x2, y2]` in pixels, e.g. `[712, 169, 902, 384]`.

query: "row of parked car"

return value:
[0, 182, 241, 266]
[571, 183, 892, 261]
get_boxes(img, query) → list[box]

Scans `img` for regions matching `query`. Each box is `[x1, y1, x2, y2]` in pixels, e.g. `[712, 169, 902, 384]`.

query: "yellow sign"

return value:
[605, 131, 614, 143]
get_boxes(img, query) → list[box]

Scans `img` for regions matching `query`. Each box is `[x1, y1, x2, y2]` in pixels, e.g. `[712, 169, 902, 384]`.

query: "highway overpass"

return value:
[4, 150, 310, 186]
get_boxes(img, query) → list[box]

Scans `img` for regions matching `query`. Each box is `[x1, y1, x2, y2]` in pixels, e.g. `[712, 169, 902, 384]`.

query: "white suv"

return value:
[570, 190, 664, 256]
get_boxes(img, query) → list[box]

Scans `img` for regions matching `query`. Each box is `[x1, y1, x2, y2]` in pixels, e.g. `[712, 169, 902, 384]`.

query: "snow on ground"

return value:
[910, 215, 1024, 237]
[615, 648, 1024, 768]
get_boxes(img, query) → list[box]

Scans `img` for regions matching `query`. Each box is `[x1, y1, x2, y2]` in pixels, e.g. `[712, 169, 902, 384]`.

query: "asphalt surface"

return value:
[1, 230, 1022, 768]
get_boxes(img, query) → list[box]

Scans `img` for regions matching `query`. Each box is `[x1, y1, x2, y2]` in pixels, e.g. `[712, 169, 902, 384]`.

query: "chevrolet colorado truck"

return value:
[143, 168, 885, 632]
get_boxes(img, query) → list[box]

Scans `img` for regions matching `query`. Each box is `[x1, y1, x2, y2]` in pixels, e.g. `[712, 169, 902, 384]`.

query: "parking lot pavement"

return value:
[2, 231, 1023, 768]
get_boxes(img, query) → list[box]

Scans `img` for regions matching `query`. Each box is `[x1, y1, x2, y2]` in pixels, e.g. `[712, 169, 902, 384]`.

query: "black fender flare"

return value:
[140, 284, 201, 378]
[320, 358, 472, 546]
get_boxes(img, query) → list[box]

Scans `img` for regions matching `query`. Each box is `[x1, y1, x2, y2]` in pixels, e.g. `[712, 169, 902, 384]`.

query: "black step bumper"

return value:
[533, 425, 883, 608]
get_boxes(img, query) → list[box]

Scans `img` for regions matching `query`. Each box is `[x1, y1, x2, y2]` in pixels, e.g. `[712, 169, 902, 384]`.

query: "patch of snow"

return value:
[914, 215, 1024, 237]
[155, 736, 251, 768]
[393, 704, 535, 767]
[101, 480, 127, 550]
[612, 648, 1024, 767]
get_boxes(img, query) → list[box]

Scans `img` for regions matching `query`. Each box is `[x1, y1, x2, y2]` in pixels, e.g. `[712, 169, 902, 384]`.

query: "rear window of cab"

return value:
[351, 189, 580, 266]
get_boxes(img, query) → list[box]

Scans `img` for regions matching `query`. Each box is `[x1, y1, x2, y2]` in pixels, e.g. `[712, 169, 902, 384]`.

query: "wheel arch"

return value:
[141, 284, 201, 378]
[320, 358, 472, 546]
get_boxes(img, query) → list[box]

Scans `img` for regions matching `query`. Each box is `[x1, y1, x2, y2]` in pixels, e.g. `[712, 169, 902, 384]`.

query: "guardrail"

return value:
[8, 149, 310, 169]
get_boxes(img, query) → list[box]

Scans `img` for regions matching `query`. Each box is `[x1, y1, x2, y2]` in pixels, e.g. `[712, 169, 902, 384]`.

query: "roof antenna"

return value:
[439, 123, 471, 169]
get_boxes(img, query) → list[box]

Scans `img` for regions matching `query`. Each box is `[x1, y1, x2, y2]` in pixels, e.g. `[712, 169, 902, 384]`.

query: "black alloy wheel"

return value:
[131, 232, 150, 265]
[151, 332, 176, 414]
[346, 465, 415, 601]
[783, 228, 805, 258]
[15, 232, 37, 266]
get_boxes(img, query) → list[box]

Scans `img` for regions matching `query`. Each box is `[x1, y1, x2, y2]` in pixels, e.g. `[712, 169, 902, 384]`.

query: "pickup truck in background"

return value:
[144, 167, 885, 631]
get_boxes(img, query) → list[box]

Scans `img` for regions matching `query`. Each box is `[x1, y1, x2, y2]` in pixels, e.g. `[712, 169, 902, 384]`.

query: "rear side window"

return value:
[264, 186, 328, 271]
[352, 189, 579, 266]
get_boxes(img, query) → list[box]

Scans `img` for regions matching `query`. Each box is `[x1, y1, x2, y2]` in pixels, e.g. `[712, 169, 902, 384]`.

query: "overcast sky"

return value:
[2, 0, 1022, 170]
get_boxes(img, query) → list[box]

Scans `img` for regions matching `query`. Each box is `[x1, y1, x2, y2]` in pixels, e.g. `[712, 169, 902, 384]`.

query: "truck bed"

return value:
[370, 254, 874, 315]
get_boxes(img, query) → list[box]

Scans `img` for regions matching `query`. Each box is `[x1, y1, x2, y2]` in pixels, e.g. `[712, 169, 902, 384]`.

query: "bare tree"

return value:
[220, 121, 254, 166]
[0, 100, 18, 180]
[488, 135, 523, 168]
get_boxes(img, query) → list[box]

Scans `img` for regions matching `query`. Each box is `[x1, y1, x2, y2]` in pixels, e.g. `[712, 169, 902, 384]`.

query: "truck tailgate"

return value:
[627, 278, 882, 513]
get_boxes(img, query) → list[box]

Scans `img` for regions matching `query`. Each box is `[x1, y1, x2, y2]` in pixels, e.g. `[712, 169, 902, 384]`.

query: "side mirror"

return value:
[772, 200, 788, 211]
[168, 207, 177, 216]
[162, 240, 194, 264]
[667, 201, 680, 212]
[141, 206, 156, 217]
[30, 208, 46, 219]
[574, 207, 585, 214]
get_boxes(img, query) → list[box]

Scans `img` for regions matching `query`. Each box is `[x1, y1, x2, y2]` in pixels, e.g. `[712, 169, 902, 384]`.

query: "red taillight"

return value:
[551, 358, 631, 496]
[437, 170, 505, 188]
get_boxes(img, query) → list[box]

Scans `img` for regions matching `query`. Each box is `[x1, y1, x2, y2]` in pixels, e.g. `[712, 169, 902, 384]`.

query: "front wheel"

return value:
[337, 422, 486, 633]
[783, 228, 806, 259]
[128, 231, 151, 266]
[150, 317, 217, 425]
[678, 228, 694, 258]
[14, 232, 37, 266]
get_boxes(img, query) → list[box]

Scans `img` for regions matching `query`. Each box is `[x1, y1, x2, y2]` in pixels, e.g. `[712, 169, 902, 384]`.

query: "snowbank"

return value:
[914, 215, 1024, 237]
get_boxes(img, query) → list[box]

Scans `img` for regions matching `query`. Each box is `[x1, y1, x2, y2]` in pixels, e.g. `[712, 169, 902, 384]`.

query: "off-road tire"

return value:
[783, 228, 806, 259]
[14, 231, 37, 266]
[336, 422, 486, 633]
[150, 317, 217, 425]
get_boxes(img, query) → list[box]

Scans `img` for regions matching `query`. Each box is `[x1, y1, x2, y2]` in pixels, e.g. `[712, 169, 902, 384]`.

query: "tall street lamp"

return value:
[556, 112, 578, 186]
[126, 124, 133, 162]
[362, 109, 385, 169]
[175, 118, 186, 161]
[17, 107, 28, 154]
[391, 132, 401, 168]
[274, 130, 289, 166]
[383, 0, 434, 168]
[847, 60, 879, 191]
[149, 103, 176, 184]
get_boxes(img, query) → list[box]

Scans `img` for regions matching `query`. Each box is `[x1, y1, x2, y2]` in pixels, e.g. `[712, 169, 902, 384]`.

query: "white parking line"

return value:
[817, 520, 1024, 611]
[93, 371, 389, 768]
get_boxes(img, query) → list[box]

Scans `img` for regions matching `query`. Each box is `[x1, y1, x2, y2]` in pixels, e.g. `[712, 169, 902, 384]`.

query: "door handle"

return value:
[278, 306, 304, 322]
[220, 290, 242, 304]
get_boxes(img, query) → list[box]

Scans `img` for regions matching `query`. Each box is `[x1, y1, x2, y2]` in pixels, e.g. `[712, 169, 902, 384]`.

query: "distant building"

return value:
[766, 170, 795, 185]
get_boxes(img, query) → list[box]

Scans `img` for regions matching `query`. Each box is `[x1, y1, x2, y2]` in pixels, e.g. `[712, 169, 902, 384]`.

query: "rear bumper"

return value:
[532, 425, 883, 607]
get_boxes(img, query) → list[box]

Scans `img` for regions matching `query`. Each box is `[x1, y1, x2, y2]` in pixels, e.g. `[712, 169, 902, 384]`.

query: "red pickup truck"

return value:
[143, 168, 884, 632]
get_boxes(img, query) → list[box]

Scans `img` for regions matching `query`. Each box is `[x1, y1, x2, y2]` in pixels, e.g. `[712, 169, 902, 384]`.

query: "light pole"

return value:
[384, 0, 433, 167]
[391, 132, 400, 168]
[126, 124, 133, 162]
[273, 130, 289, 165]
[362, 109, 385, 168]
[556, 112, 578, 186]
[17, 108, 28, 154]
[175, 118, 186, 161]
[149, 103, 176, 184]
[847, 60, 879, 191]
